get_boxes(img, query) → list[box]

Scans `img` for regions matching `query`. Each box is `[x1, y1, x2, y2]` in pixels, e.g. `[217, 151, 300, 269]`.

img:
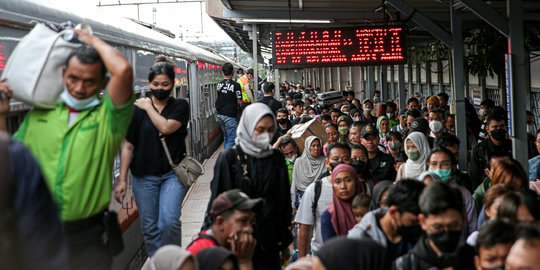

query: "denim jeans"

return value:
[217, 114, 237, 149]
[132, 170, 186, 256]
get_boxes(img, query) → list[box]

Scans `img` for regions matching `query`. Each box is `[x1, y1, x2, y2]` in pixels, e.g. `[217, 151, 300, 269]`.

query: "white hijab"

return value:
[292, 136, 326, 191]
[235, 103, 276, 158]
[403, 132, 430, 179]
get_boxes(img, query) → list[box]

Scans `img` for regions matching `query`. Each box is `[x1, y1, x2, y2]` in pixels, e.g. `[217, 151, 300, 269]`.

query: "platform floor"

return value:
[180, 144, 222, 246]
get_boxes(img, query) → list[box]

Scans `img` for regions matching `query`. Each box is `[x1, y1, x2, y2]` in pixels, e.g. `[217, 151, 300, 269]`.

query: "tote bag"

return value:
[1, 23, 81, 109]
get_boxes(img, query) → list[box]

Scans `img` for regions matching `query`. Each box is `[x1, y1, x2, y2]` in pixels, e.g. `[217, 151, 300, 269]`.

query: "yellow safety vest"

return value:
[237, 75, 253, 103]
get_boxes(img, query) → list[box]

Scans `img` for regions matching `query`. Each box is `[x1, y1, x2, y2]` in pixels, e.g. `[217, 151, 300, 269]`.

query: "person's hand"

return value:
[134, 97, 153, 111]
[0, 78, 12, 115]
[114, 179, 127, 203]
[73, 28, 95, 46]
[229, 228, 256, 263]
[281, 247, 291, 265]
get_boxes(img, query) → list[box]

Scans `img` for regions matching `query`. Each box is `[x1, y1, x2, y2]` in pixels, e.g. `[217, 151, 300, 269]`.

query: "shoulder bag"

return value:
[160, 135, 204, 188]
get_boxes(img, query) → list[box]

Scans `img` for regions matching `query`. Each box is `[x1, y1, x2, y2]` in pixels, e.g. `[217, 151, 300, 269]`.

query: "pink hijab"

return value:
[327, 164, 365, 236]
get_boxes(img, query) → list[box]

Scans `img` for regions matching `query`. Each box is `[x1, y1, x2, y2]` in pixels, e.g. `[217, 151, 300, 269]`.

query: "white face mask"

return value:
[253, 132, 271, 148]
[60, 87, 100, 111]
[352, 117, 360, 122]
[479, 109, 485, 117]
[286, 154, 297, 163]
[386, 113, 394, 119]
[429, 120, 443, 133]
[527, 123, 535, 134]
[286, 105, 293, 111]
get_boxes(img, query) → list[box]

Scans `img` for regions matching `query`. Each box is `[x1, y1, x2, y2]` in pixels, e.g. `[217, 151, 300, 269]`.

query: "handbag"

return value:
[1, 22, 82, 109]
[160, 135, 204, 188]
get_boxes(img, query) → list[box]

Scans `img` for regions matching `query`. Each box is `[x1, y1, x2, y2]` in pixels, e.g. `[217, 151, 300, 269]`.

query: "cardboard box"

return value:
[289, 118, 328, 153]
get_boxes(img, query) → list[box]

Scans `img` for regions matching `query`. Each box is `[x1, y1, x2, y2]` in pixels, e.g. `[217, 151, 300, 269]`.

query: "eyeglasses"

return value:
[427, 222, 462, 233]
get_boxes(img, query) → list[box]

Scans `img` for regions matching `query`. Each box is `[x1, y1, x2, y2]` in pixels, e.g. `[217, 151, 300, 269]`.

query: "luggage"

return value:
[1, 22, 82, 108]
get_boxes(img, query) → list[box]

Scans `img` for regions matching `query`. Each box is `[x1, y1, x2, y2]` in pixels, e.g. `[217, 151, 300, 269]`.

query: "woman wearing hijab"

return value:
[396, 132, 430, 180]
[116, 56, 189, 256]
[369, 180, 393, 210]
[291, 136, 326, 209]
[376, 116, 390, 147]
[204, 103, 292, 269]
[337, 115, 352, 144]
[195, 247, 239, 270]
[142, 245, 196, 270]
[320, 164, 365, 242]
[313, 237, 391, 270]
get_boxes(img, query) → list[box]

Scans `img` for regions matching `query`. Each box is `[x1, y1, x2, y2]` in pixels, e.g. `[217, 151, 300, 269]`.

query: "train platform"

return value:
[180, 144, 223, 246]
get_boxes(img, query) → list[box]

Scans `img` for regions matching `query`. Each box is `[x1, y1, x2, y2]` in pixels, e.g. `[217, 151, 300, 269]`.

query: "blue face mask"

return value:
[60, 87, 100, 111]
[430, 169, 452, 182]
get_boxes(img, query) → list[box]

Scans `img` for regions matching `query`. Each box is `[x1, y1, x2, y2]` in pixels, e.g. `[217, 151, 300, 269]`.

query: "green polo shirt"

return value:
[14, 94, 133, 221]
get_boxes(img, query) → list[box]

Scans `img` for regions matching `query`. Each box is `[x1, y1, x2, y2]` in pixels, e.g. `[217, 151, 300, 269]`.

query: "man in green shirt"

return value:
[0, 28, 133, 270]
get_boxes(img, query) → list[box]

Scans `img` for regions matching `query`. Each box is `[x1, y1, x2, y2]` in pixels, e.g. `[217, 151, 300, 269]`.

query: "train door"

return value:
[189, 61, 203, 160]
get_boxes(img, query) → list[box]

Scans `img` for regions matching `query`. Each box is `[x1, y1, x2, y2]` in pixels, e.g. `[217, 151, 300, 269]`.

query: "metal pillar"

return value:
[426, 62, 433, 96]
[337, 67, 341, 91]
[274, 68, 280, 99]
[450, 3, 468, 170]
[398, 64, 406, 109]
[367, 66, 376, 100]
[390, 65, 396, 100]
[348, 66, 353, 87]
[415, 64, 422, 96]
[252, 24, 258, 97]
[381, 66, 388, 101]
[407, 64, 413, 95]
[508, 0, 528, 169]
[328, 67, 333, 89]
[437, 60, 444, 93]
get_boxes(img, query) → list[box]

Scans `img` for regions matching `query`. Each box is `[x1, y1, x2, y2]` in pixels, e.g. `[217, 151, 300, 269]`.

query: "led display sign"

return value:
[273, 25, 406, 68]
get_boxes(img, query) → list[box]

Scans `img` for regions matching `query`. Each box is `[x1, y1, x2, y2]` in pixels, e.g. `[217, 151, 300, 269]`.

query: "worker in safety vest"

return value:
[238, 68, 254, 104]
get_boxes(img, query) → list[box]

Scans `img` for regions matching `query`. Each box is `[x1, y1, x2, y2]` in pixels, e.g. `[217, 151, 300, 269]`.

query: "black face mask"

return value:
[329, 161, 343, 171]
[428, 230, 462, 254]
[490, 129, 506, 141]
[277, 118, 288, 125]
[397, 224, 423, 239]
[151, 88, 171, 100]
[351, 159, 366, 175]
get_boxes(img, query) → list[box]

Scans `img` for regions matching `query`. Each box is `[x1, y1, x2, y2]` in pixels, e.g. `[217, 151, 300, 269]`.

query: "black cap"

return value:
[361, 124, 379, 138]
[398, 108, 408, 117]
[210, 189, 262, 217]
[411, 118, 429, 134]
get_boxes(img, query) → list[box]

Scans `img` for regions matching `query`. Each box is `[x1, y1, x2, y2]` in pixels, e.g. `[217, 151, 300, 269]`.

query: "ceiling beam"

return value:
[460, 0, 509, 37]
[385, 0, 452, 47]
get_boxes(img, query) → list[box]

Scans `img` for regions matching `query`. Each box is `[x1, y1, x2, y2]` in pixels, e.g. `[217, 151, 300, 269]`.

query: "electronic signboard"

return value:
[273, 25, 407, 69]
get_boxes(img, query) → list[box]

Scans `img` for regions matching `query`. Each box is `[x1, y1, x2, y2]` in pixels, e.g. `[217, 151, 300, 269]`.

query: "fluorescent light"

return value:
[239, 18, 333, 24]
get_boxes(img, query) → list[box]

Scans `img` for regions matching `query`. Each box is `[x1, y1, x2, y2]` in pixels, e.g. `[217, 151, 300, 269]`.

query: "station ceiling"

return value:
[208, 0, 540, 58]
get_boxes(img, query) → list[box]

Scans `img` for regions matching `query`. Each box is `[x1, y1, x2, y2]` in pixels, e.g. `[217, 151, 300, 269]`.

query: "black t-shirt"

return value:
[258, 96, 283, 115]
[215, 78, 241, 118]
[126, 97, 190, 176]
[368, 150, 396, 183]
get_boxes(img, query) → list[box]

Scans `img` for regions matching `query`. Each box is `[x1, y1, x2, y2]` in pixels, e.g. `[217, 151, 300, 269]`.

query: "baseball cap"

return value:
[210, 189, 262, 217]
[361, 124, 379, 138]
[398, 108, 408, 117]
[410, 118, 429, 134]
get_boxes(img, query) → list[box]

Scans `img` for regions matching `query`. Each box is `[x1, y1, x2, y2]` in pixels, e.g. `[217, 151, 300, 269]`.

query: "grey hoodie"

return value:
[347, 208, 388, 247]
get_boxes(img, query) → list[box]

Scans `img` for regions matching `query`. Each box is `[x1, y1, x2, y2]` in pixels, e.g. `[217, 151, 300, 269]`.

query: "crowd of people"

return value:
[177, 63, 540, 270]
[1, 28, 540, 270]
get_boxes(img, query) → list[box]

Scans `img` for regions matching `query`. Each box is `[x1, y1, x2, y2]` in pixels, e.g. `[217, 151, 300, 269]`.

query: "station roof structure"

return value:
[207, 0, 540, 57]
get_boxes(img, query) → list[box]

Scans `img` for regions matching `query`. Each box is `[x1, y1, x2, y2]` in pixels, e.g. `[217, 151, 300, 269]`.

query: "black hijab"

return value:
[370, 180, 393, 210]
[195, 247, 239, 270]
[315, 237, 391, 270]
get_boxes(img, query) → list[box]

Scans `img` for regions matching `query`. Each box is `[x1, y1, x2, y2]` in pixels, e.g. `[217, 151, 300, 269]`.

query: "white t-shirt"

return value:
[294, 176, 333, 253]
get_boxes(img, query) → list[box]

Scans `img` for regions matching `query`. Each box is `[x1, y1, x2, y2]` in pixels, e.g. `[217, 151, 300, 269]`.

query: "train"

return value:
[0, 0, 241, 268]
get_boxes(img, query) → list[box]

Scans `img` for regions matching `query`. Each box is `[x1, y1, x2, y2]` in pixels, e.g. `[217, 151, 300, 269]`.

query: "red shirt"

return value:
[186, 230, 219, 255]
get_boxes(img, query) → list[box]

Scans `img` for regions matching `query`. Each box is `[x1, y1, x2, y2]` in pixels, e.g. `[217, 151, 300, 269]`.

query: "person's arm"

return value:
[0, 78, 12, 132]
[297, 224, 312, 258]
[133, 98, 182, 135]
[114, 140, 134, 203]
[320, 210, 336, 242]
[74, 29, 132, 107]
